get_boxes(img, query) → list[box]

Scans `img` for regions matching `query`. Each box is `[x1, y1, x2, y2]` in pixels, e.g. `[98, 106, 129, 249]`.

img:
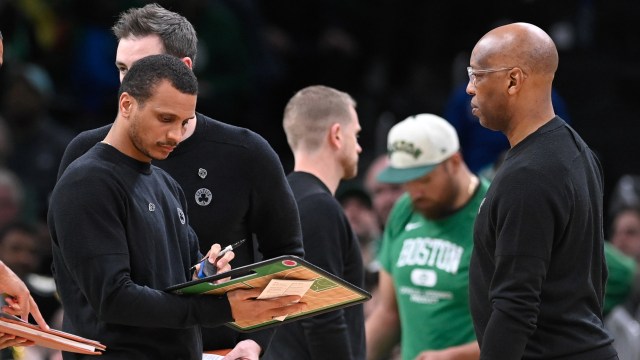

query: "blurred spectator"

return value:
[0, 168, 25, 229]
[337, 183, 381, 317]
[610, 205, 640, 263]
[1, 63, 73, 221]
[337, 185, 380, 266]
[363, 154, 404, 228]
[0, 220, 61, 358]
[603, 241, 637, 315]
[0, 222, 60, 323]
[603, 210, 640, 360]
[0, 119, 11, 166]
[609, 174, 640, 219]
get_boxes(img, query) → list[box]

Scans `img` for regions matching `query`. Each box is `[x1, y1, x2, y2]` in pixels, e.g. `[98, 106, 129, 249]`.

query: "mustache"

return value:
[158, 141, 179, 147]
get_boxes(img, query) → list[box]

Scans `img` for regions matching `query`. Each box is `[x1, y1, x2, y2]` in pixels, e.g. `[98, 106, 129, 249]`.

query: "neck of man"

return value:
[293, 151, 344, 196]
[506, 94, 556, 147]
[453, 170, 479, 211]
[102, 118, 152, 163]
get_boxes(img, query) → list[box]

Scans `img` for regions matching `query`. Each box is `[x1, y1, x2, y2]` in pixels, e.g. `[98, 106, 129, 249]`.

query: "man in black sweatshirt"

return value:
[56, 5, 304, 358]
[467, 22, 617, 359]
[263, 85, 365, 360]
[49, 54, 306, 359]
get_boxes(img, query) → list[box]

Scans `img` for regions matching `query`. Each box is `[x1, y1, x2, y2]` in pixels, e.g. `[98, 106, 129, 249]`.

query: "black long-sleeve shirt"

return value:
[57, 113, 304, 351]
[469, 117, 617, 359]
[49, 144, 233, 359]
[263, 172, 365, 360]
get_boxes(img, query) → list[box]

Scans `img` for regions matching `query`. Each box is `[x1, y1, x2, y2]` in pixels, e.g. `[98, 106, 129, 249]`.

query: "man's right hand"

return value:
[0, 262, 49, 329]
[227, 288, 307, 323]
[0, 332, 32, 350]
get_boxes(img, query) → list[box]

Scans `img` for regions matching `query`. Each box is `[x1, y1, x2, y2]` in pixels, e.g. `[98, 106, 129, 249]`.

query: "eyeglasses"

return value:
[467, 66, 514, 86]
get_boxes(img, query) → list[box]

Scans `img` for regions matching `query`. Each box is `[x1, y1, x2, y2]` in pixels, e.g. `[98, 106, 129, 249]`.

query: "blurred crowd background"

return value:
[0, 0, 639, 260]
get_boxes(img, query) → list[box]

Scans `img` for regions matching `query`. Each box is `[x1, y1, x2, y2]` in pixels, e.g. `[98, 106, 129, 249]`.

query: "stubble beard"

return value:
[129, 114, 160, 161]
[341, 154, 358, 180]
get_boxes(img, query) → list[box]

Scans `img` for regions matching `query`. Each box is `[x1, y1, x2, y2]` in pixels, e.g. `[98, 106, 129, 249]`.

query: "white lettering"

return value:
[396, 237, 464, 274]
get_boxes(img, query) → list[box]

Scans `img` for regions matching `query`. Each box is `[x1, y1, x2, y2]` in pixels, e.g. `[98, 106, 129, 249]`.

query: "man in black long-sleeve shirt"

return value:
[49, 54, 306, 359]
[56, 5, 303, 358]
[262, 85, 366, 360]
[466, 23, 617, 359]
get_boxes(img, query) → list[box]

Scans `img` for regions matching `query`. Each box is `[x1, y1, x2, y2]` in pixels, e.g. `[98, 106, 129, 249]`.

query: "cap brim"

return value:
[376, 164, 437, 184]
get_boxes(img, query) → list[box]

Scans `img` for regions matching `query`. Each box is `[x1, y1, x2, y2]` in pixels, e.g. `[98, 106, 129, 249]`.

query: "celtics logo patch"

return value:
[177, 208, 186, 224]
[195, 188, 212, 206]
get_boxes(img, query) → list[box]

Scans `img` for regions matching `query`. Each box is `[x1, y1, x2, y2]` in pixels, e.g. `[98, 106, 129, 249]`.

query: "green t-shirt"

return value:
[378, 179, 489, 360]
[603, 241, 637, 315]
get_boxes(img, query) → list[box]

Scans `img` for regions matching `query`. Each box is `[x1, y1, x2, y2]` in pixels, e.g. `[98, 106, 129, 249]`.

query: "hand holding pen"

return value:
[191, 239, 246, 280]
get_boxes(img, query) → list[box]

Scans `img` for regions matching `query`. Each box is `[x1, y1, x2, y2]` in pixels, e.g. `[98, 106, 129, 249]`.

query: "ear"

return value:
[507, 68, 526, 95]
[328, 123, 342, 149]
[440, 152, 459, 173]
[448, 152, 464, 169]
[449, 152, 462, 164]
[119, 93, 134, 118]
[181, 57, 194, 70]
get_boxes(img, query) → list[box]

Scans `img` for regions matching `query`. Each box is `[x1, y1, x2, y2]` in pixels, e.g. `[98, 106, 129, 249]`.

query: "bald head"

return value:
[468, 22, 559, 145]
[474, 22, 558, 77]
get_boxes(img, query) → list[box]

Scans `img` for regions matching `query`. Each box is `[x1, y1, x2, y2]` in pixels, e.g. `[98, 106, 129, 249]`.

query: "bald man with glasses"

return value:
[467, 22, 618, 360]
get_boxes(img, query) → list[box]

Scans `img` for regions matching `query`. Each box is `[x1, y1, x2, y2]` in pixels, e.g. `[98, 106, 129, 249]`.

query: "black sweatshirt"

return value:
[56, 113, 304, 351]
[49, 144, 233, 359]
[470, 117, 617, 359]
[263, 172, 365, 360]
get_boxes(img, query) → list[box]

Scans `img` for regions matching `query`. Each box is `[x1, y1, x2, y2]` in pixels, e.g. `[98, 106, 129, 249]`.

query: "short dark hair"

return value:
[118, 54, 198, 105]
[112, 3, 198, 66]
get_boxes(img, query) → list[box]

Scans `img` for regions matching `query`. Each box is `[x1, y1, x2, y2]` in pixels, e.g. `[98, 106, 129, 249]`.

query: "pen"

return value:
[190, 238, 246, 271]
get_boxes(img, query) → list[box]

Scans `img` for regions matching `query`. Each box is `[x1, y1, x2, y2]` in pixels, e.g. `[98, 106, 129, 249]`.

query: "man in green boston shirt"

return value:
[366, 114, 486, 360]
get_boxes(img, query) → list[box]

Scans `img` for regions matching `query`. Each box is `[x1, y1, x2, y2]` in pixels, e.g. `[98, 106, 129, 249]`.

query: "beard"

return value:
[129, 112, 167, 161]
[413, 200, 456, 220]
[341, 153, 359, 180]
[129, 117, 152, 161]
[412, 175, 460, 220]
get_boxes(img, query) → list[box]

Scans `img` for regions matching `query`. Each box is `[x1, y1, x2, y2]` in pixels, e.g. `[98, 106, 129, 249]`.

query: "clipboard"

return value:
[165, 255, 371, 332]
[0, 312, 106, 355]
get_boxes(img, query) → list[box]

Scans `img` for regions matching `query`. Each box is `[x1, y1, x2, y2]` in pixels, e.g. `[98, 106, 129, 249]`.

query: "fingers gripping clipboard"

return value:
[165, 255, 371, 332]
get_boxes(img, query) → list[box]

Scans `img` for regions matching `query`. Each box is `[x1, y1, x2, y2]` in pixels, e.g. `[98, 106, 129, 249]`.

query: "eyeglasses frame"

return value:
[467, 66, 515, 86]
